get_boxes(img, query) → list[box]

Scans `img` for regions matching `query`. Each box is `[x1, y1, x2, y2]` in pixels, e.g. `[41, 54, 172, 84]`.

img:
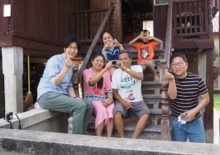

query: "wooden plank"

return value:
[0, 53, 5, 118]
[173, 39, 214, 49]
[205, 48, 214, 130]
[79, 5, 114, 76]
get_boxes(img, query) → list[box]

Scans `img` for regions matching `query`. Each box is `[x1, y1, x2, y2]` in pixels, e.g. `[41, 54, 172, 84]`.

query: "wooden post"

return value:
[113, 0, 122, 42]
[72, 67, 80, 97]
[160, 61, 171, 141]
[2, 47, 23, 114]
[0, 51, 5, 118]
[205, 48, 214, 143]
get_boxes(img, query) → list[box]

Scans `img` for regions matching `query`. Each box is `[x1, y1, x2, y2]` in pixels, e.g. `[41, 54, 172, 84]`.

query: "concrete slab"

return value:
[0, 129, 220, 155]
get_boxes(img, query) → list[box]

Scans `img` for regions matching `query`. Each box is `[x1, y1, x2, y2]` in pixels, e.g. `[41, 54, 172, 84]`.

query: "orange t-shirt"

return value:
[133, 42, 158, 64]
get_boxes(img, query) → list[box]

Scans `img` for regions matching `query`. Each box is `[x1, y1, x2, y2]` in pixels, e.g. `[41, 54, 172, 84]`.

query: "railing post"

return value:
[160, 0, 173, 140]
[72, 67, 80, 97]
[160, 61, 171, 141]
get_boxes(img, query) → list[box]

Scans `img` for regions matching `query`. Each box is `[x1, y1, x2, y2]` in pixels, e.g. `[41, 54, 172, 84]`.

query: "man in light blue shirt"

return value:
[37, 35, 93, 134]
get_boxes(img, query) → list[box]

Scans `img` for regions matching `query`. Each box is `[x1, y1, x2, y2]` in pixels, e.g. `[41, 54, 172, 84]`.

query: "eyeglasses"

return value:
[67, 46, 77, 50]
[171, 62, 185, 67]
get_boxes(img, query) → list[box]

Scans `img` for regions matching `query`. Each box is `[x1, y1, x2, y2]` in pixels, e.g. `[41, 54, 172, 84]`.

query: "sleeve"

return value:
[46, 57, 61, 87]
[104, 71, 112, 93]
[152, 42, 159, 48]
[83, 69, 95, 88]
[132, 43, 139, 50]
[67, 65, 77, 91]
[135, 65, 143, 73]
[98, 47, 103, 54]
[198, 77, 208, 95]
[111, 70, 119, 89]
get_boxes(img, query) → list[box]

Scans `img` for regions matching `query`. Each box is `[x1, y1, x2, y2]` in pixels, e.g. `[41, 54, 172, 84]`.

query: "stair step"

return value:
[143, 94, 162, 99]
[142, 81, 161, 90]
[124, 124, 161, 132]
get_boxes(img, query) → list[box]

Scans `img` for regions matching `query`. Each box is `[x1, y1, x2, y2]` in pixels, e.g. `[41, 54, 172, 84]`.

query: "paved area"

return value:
[68, 109, 220, 144]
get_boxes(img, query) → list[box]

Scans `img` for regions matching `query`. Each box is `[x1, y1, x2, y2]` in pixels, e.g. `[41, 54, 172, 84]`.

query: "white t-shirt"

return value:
[111, 65, 143, 102]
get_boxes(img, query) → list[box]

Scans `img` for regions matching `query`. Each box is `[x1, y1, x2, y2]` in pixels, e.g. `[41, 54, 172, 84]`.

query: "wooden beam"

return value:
[113, 0, 122, 42]
[79, 5, 114, 76]
[173, 39, 214, 49]
[205, 48, 214, 130]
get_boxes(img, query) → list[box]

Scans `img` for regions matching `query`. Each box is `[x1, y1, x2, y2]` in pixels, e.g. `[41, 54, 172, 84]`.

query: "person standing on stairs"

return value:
[37, 35, 93, 134]
[128, 29, 163, 81]
[83, 54, 114, 137]
[98, 32, 124, 75]
[164, 53, 209, 143]
[112, 50, 150, 139]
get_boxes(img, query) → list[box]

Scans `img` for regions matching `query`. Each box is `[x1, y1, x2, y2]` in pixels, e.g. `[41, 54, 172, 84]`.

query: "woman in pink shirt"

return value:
[83, 54, 114, 137]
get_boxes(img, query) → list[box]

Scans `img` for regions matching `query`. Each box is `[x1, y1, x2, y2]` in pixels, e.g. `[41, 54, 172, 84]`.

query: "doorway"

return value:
[121, 0, 154, 42]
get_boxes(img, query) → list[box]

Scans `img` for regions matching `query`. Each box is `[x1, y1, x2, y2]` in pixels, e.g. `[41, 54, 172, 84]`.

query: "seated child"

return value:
[128, 29, 163, 81]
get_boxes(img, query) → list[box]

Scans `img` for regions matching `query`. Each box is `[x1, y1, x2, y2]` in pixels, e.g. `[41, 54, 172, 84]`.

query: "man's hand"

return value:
[164, 69, 174, 81]
[184, 109, 196, 122]
[121, 101, 133, 110]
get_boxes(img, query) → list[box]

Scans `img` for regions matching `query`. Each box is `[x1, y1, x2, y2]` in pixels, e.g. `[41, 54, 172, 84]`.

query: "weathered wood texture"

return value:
[205, 48, 214, 130]
[0, 50, 5, 118]
[154, 0, 213, 49]
[0, 0, 89, 53]
[154, 5, 168, 43]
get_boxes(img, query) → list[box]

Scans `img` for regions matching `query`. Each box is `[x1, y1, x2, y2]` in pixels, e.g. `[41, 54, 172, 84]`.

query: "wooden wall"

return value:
[153, 5, 168, 43]
[0, 0, 89, 55]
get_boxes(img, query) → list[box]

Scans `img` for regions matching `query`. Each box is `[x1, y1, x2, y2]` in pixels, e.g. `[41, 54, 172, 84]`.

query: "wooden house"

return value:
[0, 0, 219, 141]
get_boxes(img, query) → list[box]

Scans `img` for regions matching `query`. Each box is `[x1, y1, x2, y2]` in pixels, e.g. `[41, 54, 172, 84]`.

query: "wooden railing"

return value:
[160, 0, 173, 141]
[71, 8, 112, 42]
[71, 5, 114, 96]
[173, 0, 208, 38]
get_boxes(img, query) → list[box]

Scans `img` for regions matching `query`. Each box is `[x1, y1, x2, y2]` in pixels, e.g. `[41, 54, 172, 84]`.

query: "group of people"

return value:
[37, 29, 209, 143]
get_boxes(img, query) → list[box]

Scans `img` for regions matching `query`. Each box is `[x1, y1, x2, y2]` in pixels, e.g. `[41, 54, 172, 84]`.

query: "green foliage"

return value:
[214, 94, 220, 113]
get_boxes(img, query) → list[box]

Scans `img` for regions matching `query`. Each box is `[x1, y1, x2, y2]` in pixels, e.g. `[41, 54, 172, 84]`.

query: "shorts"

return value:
[113, 100, 150, 118]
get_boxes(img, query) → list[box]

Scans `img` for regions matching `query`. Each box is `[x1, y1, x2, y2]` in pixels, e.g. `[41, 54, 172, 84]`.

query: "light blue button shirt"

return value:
[37, 53, 76, 99]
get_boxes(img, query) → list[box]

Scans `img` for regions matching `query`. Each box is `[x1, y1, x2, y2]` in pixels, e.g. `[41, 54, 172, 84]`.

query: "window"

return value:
[154, 0, 169, 6]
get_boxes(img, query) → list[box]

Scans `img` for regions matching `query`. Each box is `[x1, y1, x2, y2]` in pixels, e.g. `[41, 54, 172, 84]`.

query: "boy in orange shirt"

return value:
[129, 29, 163, 81]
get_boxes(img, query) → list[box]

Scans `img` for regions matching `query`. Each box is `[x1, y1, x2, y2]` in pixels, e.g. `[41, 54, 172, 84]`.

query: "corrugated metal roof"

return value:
[212, 11, 219, 32]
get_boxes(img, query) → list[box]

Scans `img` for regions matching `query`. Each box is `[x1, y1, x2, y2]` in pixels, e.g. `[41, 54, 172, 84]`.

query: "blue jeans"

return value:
[171, 117, 205, 143]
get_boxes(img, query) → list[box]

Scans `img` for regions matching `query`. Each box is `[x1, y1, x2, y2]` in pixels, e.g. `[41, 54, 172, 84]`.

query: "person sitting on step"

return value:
[129, 29, 163, 81]
[83, 54, 114, 137]
[112, 50, 150, 139]
[98, 31, 124, 75]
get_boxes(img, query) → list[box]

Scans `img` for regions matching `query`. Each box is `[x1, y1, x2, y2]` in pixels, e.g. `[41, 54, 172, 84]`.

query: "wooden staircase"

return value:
[85, 44, 165, 140]
[73, 0, 173, 140]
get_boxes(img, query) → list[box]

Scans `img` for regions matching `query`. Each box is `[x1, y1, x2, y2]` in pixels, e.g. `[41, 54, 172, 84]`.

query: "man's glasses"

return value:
[171, 62, 185, 67]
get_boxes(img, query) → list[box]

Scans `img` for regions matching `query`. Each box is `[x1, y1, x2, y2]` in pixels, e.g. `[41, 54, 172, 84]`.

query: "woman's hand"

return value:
[64, 58, 73, 68]
[103, 99, 113, 107]
[104, 61, 113, 70]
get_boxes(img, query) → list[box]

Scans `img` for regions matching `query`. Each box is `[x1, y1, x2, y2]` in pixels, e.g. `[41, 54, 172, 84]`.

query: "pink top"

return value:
[83, 68, 112, 103]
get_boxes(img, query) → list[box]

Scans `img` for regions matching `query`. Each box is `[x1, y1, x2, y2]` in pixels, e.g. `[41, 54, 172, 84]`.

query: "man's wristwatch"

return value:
[125, 68, 131, 73]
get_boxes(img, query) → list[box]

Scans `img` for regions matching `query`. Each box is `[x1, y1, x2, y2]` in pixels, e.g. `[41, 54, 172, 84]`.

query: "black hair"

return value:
[61, 35, 81, 50]
[102, 31, 113, 39]
[91, 54, 105, 89]
[170, 53, 188, 63]
[142, 29, 150, 34]
[118, 50, 132, 59]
